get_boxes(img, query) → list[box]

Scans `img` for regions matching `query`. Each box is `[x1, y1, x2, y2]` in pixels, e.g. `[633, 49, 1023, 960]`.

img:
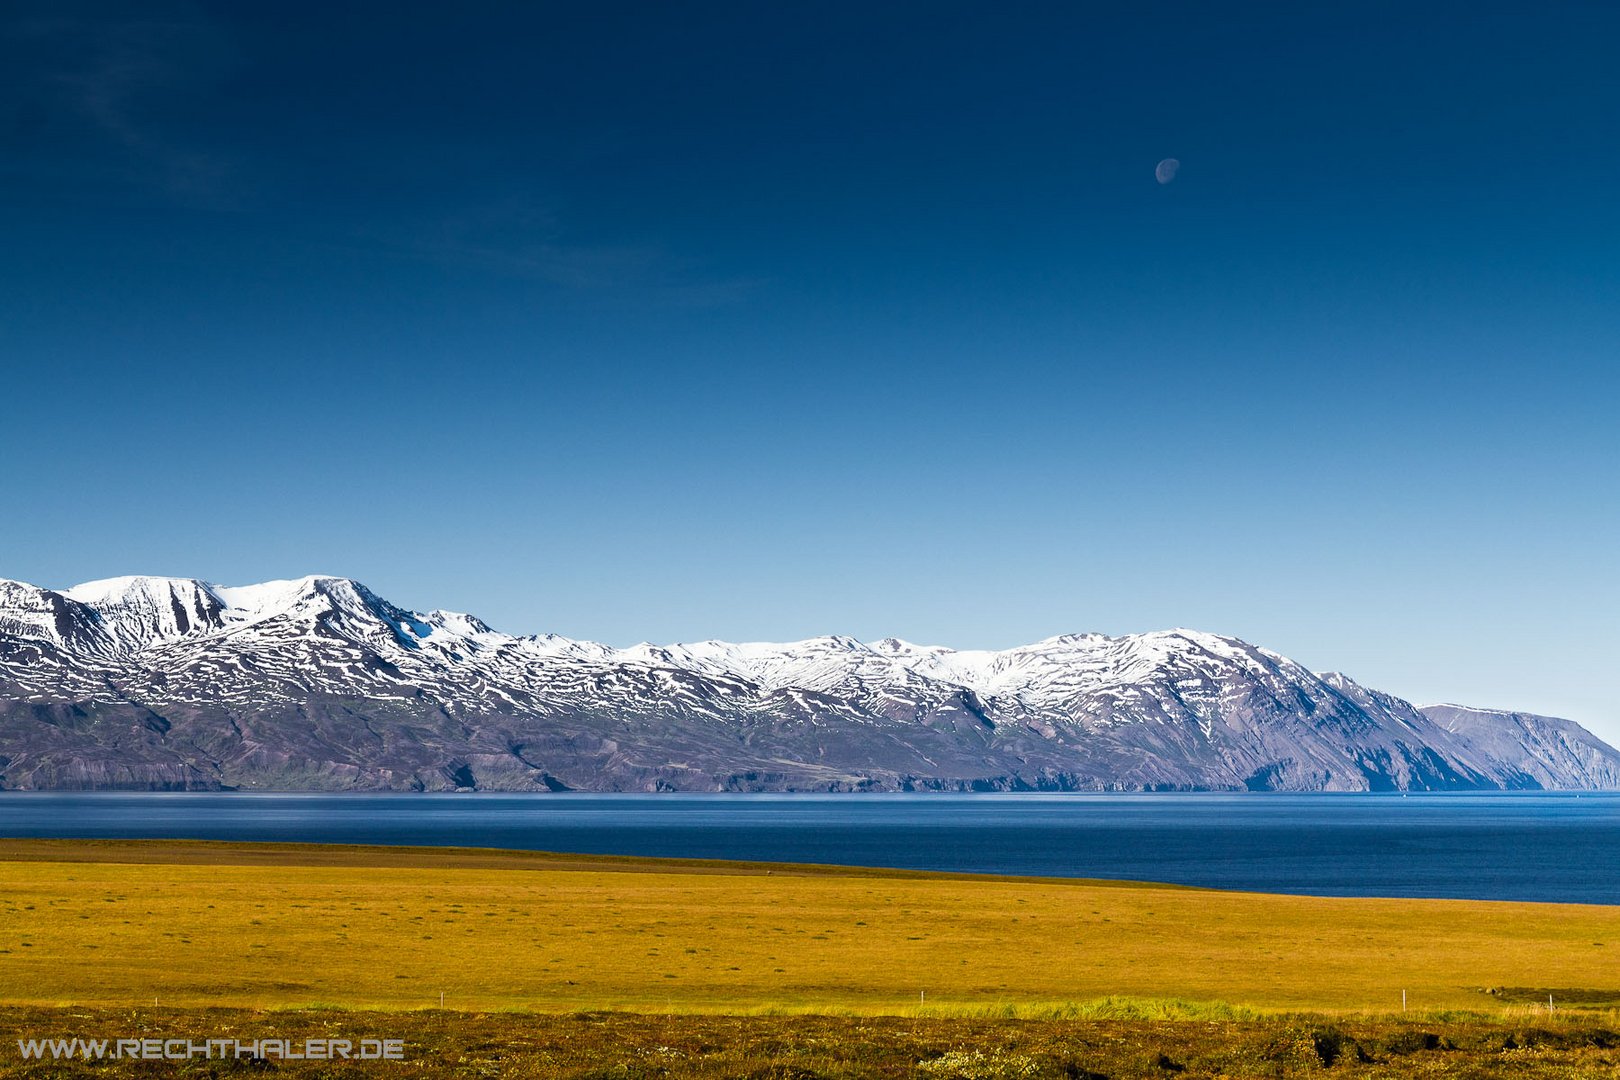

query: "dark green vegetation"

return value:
[3, 1007, 1620, 1078]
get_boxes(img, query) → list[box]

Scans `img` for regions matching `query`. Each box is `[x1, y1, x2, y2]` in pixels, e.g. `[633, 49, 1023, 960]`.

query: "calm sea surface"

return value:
[2, 792, 1616, 903]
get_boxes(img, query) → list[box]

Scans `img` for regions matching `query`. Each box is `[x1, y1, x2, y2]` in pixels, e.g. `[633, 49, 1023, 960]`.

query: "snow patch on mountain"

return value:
[1, 574, 1614, 793]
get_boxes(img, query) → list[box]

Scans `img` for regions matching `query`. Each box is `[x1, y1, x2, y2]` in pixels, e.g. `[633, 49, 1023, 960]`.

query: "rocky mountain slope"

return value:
[1, 574, 1614, 792]
[1420, 703, 1620, 790]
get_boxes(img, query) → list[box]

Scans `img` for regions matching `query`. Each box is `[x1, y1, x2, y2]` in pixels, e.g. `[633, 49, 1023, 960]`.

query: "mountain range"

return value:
[1, 574, 1615, 792]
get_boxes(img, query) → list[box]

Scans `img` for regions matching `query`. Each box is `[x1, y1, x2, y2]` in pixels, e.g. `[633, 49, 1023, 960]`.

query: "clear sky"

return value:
[2, 3, 1616, 738]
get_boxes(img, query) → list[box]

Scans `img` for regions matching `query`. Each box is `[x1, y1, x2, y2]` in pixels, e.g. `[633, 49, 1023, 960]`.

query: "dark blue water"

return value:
[2, 792, 1616, 904]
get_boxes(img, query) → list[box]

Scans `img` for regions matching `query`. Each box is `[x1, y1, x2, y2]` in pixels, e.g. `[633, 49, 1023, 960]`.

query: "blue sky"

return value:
[2, 3, 1616, 737]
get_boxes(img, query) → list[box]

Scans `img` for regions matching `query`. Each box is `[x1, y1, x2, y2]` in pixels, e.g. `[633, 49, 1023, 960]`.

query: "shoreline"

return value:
[3, 838, 1618, 1015]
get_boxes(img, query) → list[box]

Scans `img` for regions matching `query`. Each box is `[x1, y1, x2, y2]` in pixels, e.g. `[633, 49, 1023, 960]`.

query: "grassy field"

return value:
[1, 839, 1617, 1016]
[4, 1007, 1620, 1078]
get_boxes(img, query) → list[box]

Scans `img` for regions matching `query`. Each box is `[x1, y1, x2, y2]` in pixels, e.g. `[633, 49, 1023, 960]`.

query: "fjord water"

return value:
[2, 792, 1616, 903]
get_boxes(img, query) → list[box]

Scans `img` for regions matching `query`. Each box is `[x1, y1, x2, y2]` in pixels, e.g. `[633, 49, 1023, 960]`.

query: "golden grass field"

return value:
[1, 838, 1617, 1016]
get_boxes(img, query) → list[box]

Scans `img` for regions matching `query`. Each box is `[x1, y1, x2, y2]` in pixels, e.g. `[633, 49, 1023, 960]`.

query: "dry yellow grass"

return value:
[0, 839, 1615, 1014]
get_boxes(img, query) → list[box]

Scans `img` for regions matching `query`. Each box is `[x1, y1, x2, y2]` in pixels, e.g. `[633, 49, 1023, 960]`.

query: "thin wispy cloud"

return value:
[2, 7, 751, 307]
[3, 4, 237, 203]
[383, 198, 761, 308]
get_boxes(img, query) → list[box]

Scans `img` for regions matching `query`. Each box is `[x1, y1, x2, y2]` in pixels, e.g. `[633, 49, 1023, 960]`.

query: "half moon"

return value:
[1155, 158, 1180, 184]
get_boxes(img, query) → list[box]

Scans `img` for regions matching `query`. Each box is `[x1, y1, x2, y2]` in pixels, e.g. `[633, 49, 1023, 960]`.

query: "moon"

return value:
[1155, 158, 1180, 185]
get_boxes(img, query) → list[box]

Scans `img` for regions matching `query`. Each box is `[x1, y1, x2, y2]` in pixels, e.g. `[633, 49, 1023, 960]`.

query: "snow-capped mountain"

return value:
[0, 574, 1614, 792]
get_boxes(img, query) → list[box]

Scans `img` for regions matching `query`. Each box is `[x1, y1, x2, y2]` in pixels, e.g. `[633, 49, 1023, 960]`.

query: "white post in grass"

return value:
[440, 991, 445, 1008]
[1401, 989, 1406, 1012]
